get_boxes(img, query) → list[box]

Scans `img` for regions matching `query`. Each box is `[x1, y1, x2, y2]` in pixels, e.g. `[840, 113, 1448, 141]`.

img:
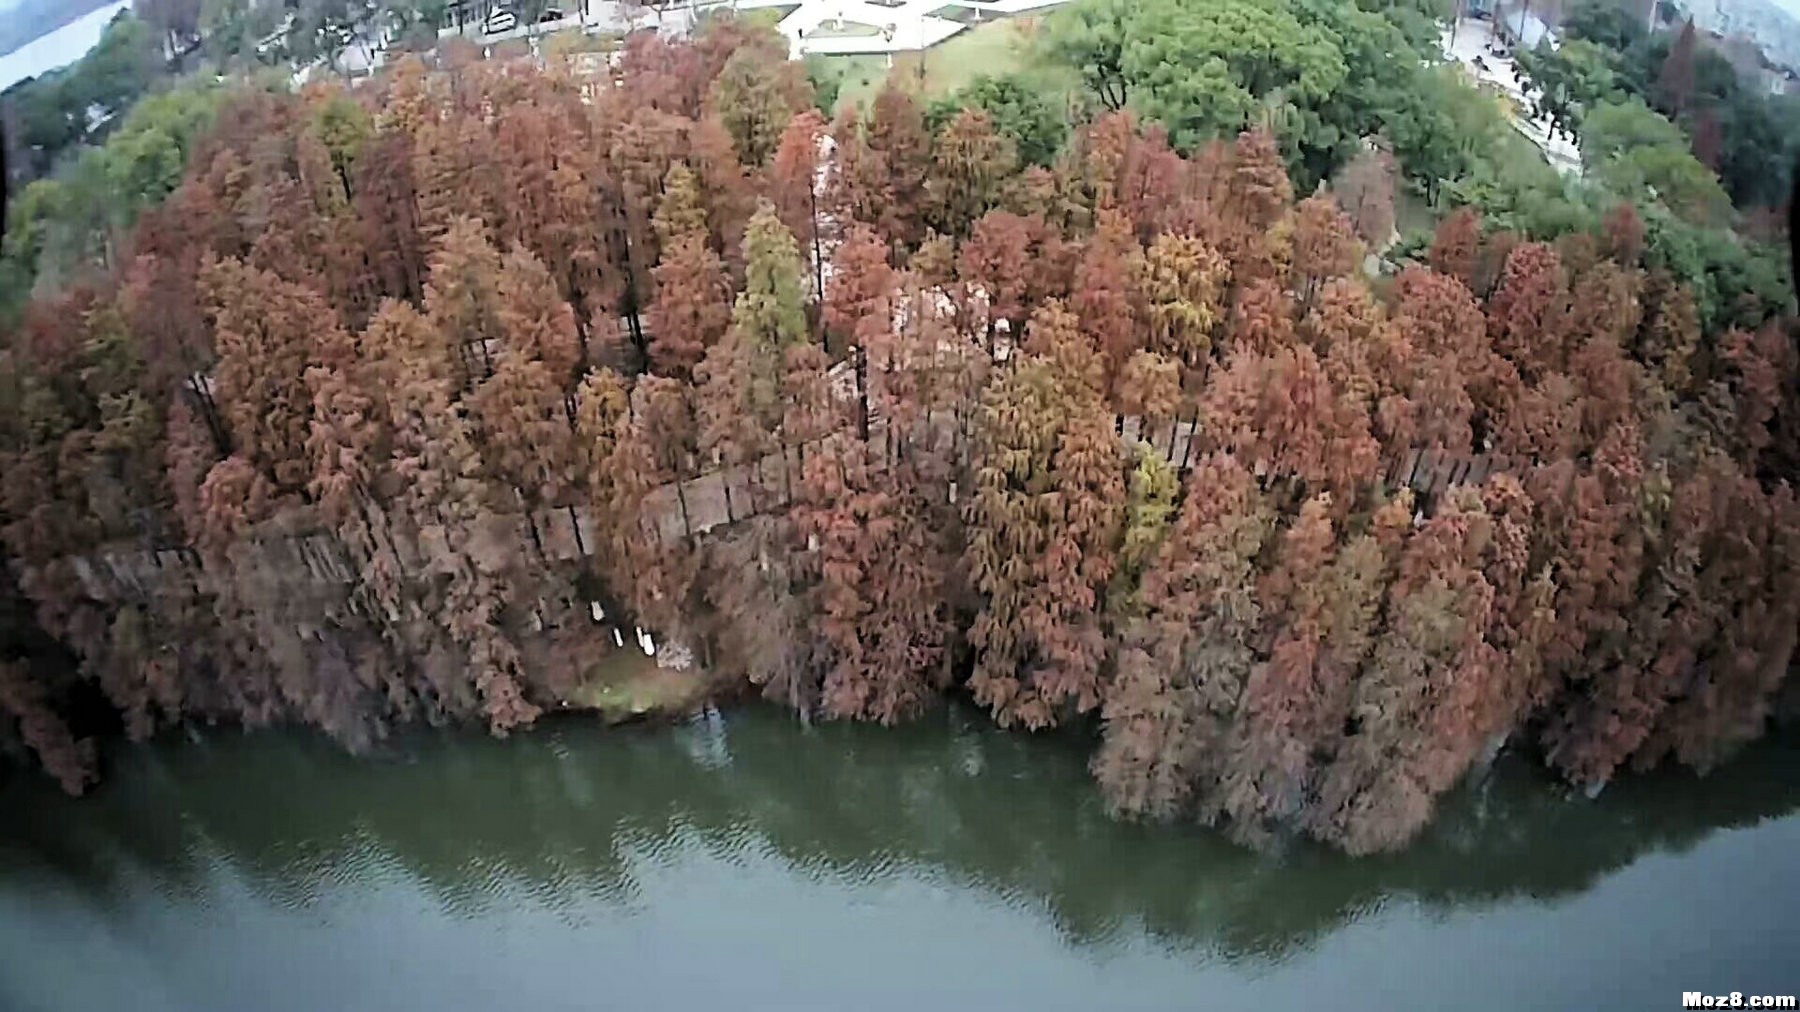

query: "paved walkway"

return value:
[1440, 18, 1584, 178]
[741, 0, 1073, 55]
[437, 0, 1074, 57]
[64, 402, 1517, 607]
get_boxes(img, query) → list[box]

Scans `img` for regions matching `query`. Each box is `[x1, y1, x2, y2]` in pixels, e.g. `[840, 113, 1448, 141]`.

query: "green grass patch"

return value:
[1395, 186, 1440, 236]
[908, 16, 1036, 94]
[825, 54, 892, 114]
[543, 29, 625, 57]
[807, 20, 886, 38]
[927, 4, 983, 22]
[564, 646, 709, 723]
[699, 5, 795, 31]
[742, 5, 795, 28]
[825, 16, 1054, 115]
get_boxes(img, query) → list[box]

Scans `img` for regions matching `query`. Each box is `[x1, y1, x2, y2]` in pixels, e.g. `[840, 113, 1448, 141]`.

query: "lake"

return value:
[0, 0, 131, 92]
[2, 704, 1797, 1011]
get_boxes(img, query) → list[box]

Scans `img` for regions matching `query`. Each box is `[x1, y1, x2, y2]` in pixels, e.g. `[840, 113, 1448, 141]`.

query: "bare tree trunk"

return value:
[809, 182, 825, 308]
[187, 376, 229, 456]
[855, 344, 870, 441]
[569, 504, 587, 555]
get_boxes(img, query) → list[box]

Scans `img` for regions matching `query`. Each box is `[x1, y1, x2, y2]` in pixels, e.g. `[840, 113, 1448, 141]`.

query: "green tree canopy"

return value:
[1, 78, 224, 321]
[1114, 0, 1346, 152]
[1582, 98, 1731, 225]
[1515, 38, 1621, 139]
[6, 12, 165, 180]
[1045, 0, 1442, 188]
[1563, 0, 1651, 52]
[1384, 66, 1511, 206]
[928, 74, 1067, 168]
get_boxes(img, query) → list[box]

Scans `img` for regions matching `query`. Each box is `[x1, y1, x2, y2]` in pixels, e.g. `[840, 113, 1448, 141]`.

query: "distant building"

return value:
[442, 1, 596, 38]
[1722, 31, 1763, 77]
[1697, 27, 1797, 95]
[254, 12, 296, 56]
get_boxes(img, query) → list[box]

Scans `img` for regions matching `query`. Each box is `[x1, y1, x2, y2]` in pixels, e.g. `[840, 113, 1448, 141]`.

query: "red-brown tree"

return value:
[2, 52, 1798, 861]
[1428, 206, 1482, 290]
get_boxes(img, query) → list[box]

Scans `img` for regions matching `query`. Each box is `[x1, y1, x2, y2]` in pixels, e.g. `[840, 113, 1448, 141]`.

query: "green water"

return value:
[2, 705, 1797, 1011]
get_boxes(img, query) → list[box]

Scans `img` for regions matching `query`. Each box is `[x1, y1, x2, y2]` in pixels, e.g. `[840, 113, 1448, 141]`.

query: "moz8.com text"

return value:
[1684, 993, 1797, 1009]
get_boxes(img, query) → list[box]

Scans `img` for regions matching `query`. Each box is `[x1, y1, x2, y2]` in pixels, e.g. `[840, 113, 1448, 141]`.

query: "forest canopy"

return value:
[0, 12, 1798, 858]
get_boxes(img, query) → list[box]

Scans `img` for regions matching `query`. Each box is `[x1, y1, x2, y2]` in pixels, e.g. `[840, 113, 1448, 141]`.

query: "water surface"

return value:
[2, 705, 1797, 1010]
[0, 0, 131, 92]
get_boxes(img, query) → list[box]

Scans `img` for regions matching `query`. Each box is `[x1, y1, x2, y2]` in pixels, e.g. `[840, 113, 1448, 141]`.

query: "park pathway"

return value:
[62, 402, 1522, 607]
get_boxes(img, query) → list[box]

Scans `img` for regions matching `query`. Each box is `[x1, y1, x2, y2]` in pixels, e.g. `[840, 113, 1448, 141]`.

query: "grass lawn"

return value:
[926, 4, 983, 21]
[1396, 186, 1440, 237]
[825, 53, 890, 113]
[703, 5, 794, 31]
[542, 28, 625, 58]
[808, 20, 886, 38]
[825, 15, 1056, 115]
[564, 645, 711, 723]
[742, 5, 795, 29]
